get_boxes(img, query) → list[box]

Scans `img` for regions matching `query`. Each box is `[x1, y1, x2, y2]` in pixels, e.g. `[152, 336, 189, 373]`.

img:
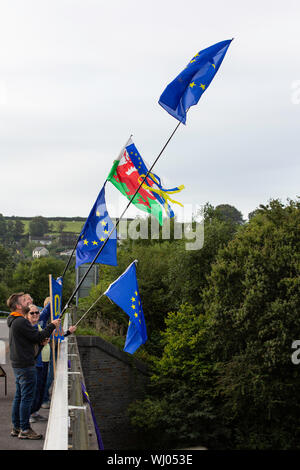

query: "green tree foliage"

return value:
[201, 202, 245, 224]
[0, 243, 14, 310]
[0, 215, 25, 245]
[29, 216, 49, 237]
[77, 240, 179, 356]
[165, 216, 239, 309]
[214, 204, 245, 225]
[203, 198, 300, 449]
[128, 198, 300, 450]
[12, 257, 74, 307]
[0, 214, 7, 242]
[128, 304, 219, 448]
[12, 219, 25, 241]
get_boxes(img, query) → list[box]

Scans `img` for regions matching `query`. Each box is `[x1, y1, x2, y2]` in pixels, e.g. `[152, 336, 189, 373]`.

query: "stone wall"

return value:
[77, 336, 149, 450]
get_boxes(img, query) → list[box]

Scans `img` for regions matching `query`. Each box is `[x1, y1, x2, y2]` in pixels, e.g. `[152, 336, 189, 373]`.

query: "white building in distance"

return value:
[32, 246, 49, 258]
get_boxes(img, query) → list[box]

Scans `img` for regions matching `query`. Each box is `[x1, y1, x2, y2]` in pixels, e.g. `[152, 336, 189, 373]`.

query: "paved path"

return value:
[0, 319, 49, 450]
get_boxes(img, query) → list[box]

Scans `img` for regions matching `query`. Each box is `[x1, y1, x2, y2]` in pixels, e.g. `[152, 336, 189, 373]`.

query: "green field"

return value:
[21, 219, 84, 234]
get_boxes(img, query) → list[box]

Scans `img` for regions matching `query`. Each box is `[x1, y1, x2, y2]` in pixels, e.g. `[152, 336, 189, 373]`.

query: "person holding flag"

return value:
[7, 293, 61, 440]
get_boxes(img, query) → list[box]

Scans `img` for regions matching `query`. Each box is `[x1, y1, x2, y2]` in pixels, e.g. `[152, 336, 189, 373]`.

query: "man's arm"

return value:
[14, 317, 60, 343]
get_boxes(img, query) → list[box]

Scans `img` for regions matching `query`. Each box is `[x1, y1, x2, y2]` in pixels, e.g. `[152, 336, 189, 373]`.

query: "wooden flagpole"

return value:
[49, 274, 56, 377]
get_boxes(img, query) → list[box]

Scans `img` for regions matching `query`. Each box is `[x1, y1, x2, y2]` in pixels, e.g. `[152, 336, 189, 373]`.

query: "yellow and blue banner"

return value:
[49, 275, 64, 342]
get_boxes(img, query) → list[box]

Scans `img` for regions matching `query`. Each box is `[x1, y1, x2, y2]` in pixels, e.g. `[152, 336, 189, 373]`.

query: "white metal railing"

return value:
[43, 314, 70, 450]
[43, 313, 97, 450]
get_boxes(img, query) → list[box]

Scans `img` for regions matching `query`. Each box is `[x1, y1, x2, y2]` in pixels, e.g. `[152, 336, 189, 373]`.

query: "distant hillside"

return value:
[4, 216, 86, 234]
[4, 216, 132, 237]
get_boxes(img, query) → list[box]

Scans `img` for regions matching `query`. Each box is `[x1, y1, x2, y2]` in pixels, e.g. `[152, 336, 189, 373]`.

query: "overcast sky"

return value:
[0, 0, 299, 221]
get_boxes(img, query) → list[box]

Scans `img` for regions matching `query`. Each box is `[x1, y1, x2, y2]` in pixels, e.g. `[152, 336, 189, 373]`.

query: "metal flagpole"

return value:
[73, 292, 106, 328]
[60, 136, 133, 281]
[60, 120, 182, 318]
[61, 233, 81, 280]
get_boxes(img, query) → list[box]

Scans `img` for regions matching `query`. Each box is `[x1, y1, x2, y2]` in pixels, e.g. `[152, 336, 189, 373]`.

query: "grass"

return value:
[21, 219, 84, 234]
[75, 325, 126, 350]
[75, 325, 153, 365]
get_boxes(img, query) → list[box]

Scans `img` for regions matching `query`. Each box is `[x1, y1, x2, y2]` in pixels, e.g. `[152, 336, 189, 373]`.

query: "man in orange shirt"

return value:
[7, 292, 60, 440]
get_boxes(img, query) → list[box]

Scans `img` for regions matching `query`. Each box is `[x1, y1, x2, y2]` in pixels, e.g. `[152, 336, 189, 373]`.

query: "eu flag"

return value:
[104, 261, 147, 354]
[159, 39, 232, 124]
[76, 183, 117, 268]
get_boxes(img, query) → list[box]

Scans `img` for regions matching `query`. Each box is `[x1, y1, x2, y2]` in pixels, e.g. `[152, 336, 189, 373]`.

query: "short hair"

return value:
[44, 296, 51, 307]
[28, 304, 40, 314]
[6, 292, 25, 311]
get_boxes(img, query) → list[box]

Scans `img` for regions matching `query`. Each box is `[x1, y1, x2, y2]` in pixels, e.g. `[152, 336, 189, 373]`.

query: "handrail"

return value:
[43, 314, 70, 450]
[43, 312, 98, 450]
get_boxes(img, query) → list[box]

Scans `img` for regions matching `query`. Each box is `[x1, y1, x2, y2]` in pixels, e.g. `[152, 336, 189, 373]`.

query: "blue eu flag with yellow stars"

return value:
[75, 183, 117, 268]
[159, 39, 232, 124]
[104, 260, 147, 354]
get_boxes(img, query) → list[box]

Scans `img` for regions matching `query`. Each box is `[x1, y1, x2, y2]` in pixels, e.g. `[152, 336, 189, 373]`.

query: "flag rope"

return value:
[60, 119, 182, 318]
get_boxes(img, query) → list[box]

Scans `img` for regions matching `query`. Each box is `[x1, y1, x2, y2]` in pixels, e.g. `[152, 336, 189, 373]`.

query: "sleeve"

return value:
[15, 318, 55, 344]
[35, 344, 44, 359]
[39, 303, 51, 327]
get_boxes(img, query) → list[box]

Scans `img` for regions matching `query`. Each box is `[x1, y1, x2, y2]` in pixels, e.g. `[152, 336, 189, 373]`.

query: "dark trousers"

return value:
[31, 362, 49, 415]
[12, 366, 37, 431]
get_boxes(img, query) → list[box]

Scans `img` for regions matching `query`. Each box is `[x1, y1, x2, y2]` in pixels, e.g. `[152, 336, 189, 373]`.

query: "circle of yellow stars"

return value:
[188, 60, 216, 91]
[128, 290, 142, 326]
[82, 214, 110, 247]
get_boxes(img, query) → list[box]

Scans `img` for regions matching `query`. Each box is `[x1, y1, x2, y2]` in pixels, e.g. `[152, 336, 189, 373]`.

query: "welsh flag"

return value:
[107, 138, 184, 226]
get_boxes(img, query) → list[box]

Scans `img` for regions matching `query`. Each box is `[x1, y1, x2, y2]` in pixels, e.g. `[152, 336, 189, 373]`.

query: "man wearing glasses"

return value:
[7, 292, 61, 440]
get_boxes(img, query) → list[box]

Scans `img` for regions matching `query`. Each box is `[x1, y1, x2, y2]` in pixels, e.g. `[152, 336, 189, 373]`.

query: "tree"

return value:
[202, 203, 244, 225]
[12, 219, 25, 241]
[57, 221, 66, 233]
[0, 243, 14, 310]
[164, 216, 240, 310]
[77, 241, 180, 355]
[203, 198, 300, 449]
[0, 214, 7, 243]
[128, 304, 218, 449]
[29, 216, 49, 237]
[128, 198, 300, 450]
[12, 257, 74, 306]
[214, 204, 245, 225]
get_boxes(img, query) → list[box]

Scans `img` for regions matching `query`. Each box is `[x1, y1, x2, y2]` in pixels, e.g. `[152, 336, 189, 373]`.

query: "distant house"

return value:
[32, 247, 49, 258]
[59, 249, 75, 257]
[29, 235, 52, 246]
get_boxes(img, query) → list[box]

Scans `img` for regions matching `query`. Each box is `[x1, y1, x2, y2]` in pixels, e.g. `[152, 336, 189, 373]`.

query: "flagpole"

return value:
[60, 120, 182, 318]
[61, 233, 81, 280]
[73, 292, 106, 328]
[60, 135, 134, 281]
